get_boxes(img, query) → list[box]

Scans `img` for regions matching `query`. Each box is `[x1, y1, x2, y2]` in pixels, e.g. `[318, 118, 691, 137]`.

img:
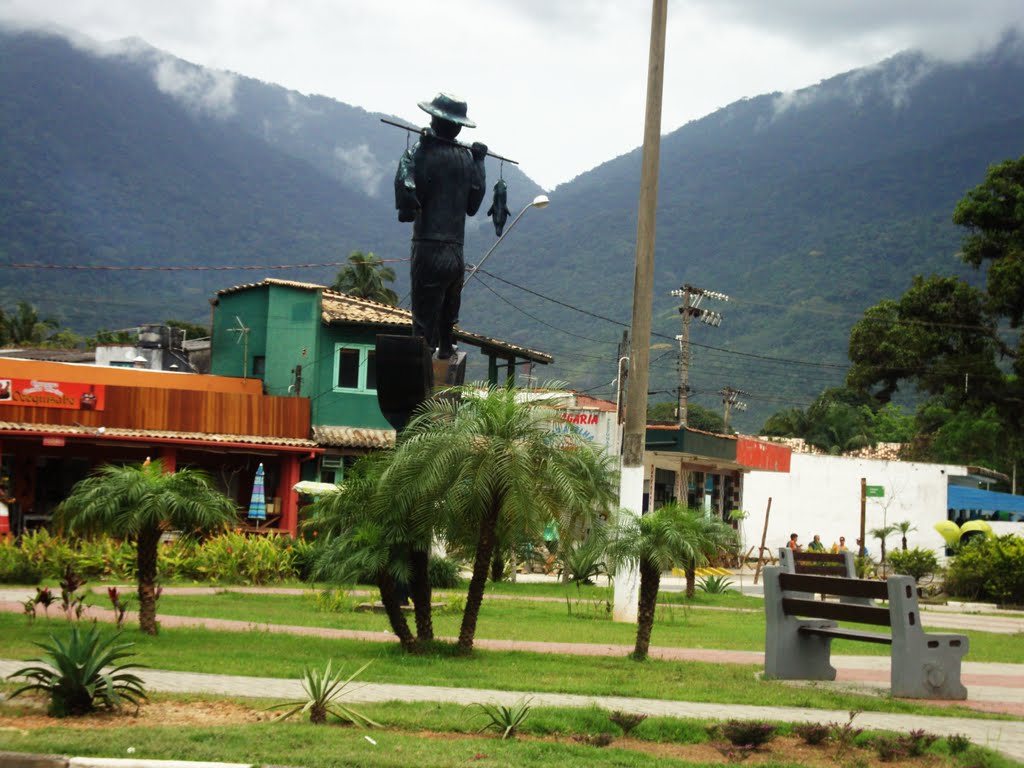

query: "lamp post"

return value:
[463, 194, 550, 287]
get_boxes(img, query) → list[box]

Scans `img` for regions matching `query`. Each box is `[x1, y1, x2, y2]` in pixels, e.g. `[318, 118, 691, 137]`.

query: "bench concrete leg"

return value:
[891, 636, 969, 700]
[765, 620, 837, 680]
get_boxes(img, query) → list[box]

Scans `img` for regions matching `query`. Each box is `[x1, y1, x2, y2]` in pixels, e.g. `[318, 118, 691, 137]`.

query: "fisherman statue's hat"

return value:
[418, 92, 476, 128]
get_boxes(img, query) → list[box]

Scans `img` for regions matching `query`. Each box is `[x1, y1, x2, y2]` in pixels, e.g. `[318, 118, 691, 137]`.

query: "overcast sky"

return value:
[2, 1, 1023, 190]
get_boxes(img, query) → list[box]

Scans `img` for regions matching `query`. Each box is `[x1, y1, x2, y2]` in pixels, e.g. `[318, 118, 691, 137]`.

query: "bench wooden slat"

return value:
[780, 573, 889, 599]
[790, 565, 848, 576]
[791, 552, 846, 563]
[782, 597, 892, 626]
[799, 626, 893, 645]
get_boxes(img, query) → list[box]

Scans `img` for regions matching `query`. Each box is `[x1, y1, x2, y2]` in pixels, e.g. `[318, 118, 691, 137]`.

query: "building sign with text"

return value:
[0, 379, 105, 411]
[553, 408, 621, 459]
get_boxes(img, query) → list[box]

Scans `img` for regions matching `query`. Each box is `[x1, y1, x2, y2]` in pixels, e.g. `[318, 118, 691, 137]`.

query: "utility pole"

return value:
[615, 331, 629, 426]
[674, 286, 691, 426]
[721, 386, 748, 430]
[670, 285, 728, 426]
[614, 0, 668, 624]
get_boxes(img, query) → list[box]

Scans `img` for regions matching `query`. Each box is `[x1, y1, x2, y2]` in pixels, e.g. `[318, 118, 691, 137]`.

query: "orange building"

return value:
[0, 358, 318, 536]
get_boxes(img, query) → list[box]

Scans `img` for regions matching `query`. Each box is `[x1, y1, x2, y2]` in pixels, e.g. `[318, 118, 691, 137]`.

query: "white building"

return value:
[741, 446, 1014, 557]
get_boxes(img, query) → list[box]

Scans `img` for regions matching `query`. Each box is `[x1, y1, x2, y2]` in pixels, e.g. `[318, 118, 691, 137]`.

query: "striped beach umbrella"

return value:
[248, 463, 267, 522]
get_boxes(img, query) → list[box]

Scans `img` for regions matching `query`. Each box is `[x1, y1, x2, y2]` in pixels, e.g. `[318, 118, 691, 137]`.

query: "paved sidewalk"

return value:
[2, 659, 1023, 764]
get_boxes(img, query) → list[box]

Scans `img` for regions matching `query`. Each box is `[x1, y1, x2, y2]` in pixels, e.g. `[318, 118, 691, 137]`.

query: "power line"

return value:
[472, 275, 620, 346]
[476, 268, 852, 372]
[0, 259, 410, 271]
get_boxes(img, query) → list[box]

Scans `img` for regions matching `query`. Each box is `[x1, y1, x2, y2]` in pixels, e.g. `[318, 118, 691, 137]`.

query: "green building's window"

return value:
[333, 344, 376, 393]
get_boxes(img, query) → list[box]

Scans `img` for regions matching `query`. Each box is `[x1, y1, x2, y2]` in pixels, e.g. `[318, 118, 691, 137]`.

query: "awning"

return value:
[948, 485, 1024, 513]
[292, 480, 342, 496]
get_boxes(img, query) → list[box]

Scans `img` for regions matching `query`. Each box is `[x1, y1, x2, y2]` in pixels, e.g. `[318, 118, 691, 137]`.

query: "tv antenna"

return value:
[227, 316, 250, 378]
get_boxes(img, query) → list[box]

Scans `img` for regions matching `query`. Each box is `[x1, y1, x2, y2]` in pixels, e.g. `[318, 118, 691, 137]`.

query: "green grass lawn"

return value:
[0, 613, 1005, 720]
[121, 587, 1024, 664]
[4, 696, 1013, 768]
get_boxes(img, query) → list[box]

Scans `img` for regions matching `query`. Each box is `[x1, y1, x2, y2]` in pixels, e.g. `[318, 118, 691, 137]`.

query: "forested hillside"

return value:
[2, 26, 1023, 430]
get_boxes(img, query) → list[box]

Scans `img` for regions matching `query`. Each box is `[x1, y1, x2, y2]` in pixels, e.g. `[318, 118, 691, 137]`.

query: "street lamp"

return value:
[463, 194, 550, 287]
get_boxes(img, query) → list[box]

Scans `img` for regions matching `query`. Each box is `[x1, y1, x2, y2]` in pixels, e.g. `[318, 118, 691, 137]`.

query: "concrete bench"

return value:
[763, 566, 969, 699]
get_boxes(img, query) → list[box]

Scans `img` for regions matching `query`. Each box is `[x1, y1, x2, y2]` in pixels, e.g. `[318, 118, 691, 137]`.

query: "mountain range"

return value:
[2, 26, 1023, 430]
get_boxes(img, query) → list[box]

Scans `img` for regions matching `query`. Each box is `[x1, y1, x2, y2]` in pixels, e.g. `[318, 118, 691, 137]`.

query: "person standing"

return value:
[0, 483, 12, 541]
[395, 93, 487, 360]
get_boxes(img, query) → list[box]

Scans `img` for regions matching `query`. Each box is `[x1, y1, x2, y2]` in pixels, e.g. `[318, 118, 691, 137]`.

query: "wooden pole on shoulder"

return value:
[753, 497, 772, 585]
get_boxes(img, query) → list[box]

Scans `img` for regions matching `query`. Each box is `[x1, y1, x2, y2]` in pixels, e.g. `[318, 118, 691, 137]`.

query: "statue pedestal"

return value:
[375, 337, 467, 432]
[432, 350, 467, 391]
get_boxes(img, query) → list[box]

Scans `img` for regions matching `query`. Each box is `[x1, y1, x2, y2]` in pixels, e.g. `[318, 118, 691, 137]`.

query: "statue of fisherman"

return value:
[394, 93, 487, 360]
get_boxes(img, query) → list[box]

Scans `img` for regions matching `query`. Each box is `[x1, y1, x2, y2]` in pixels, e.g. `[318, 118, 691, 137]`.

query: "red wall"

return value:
[736, 437, 791, 472]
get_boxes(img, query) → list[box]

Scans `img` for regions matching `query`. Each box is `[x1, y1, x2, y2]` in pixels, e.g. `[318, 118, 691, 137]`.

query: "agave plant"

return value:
[268, 661, 379, 727]
[697, 574, 734, 594]
[472, 697, 532, 740]
[6, 624, 147, 717]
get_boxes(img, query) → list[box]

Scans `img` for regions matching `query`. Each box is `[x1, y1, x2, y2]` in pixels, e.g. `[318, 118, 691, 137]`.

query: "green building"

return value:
[210, 279, 551, 481]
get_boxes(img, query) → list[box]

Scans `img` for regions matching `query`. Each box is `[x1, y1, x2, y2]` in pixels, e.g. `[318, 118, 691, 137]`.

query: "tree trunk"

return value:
[378, 572, 416, 653]
[490, 544, 505, 582]
[409, 548, 433, 643]
[458, 502, 501, 653]
[902, 535, 908, 551]
[685, 563, 696, 599]
[632, 559, 661, 660]
[136, 526, 161, 635]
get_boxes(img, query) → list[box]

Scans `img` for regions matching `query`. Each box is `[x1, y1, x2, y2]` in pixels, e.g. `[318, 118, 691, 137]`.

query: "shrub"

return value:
[609, 710, 647, 736]
[188, 532, 300, 584]
[473, 697, 532, 740]
[18, 530, 75, 578]
[558, 538, 607, 586]
[571, 732, 614, 747]
[946, 535, 1024, 604]
[58, 564, 88, 620]
[944, 538, 989, 599]
[0, 543, 43, 584]
[901, 729, 937, 757]
[886, 547, 938, 583]
[853, 555, 875, 579]
[267, 661, 378, 726]
[6, 624, 147, 717]
[313, 588, 354, 613]
[946, 733, 971, 755]
[441, 593, 465, 615]
[871, 734, 907, 762]
[73, 536, 136, 580]
[713, 720, 777, 748]
[428, 555, 462, 588]
[792, 722, 831, 745]
[107, 587, 134, 630]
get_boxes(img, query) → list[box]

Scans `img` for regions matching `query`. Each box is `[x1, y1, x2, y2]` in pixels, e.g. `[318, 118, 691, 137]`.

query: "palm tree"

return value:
[57, 460, 237, 634]
[870, 524, 898, 566]
[4, 301, 59, 345]
[606, 503, 737, 660]
[677, 510, 742, 598]
[304, 455, 421, 652]
[895, 519, 916, 551]
[380, 384, 618, 653]
[331, 251, 399, 305]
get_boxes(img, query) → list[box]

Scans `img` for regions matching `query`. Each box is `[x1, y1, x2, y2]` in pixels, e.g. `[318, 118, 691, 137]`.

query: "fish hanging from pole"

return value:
[487, 179, 512, 236]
